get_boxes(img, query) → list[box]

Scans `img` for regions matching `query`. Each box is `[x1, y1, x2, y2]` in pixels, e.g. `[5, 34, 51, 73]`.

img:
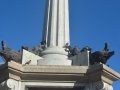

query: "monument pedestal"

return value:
[0, 0, 119, 90]
[38, 47, 72, 65]
[0, 61, 119, 90]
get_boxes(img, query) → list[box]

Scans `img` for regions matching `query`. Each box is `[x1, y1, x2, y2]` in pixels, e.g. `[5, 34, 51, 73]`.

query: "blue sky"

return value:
[0, 0, 120, 89]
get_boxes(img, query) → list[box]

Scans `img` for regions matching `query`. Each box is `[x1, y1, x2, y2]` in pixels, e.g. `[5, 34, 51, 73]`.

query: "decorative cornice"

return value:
[87, 64, 120, 84]
[0, 61, 120, 85]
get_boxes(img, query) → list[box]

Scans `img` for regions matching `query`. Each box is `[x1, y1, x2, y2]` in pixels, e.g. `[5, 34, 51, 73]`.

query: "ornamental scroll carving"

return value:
[94, 81, 113, 90]
[84, 81, 113, 90]
[0, 79, 19, 90]
[7, 79, 19, 90]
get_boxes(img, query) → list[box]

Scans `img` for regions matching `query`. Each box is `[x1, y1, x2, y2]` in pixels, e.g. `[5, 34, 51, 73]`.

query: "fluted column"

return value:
[42, 0, 70, 47]
[38, 0, 71, 65]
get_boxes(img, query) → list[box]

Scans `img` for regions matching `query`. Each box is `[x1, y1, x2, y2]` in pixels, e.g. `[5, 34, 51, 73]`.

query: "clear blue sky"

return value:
[0, 0, 120, 89]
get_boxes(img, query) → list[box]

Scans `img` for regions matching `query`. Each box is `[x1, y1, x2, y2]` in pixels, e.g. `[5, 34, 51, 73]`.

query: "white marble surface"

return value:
[22, 49, 43, 65]
[38, 58, 72, 65]
[38, 47, 72, 65]
[43, 0, 70, 47]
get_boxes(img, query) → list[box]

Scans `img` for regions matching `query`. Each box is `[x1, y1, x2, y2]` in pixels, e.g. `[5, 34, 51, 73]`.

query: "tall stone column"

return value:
[38, 0, 72, 65]
[43, 0, 70, 47]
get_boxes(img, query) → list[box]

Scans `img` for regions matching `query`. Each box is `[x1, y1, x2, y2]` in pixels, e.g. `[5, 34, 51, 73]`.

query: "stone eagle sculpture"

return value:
[64, 43, 80, 57]
[0, 40, 21, 63]
[90, 43, 114, 65]
[22, 41, 46, 56]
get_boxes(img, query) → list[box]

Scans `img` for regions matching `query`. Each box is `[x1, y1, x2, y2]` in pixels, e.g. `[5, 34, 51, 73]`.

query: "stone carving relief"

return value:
[0, 40, 22, 63]
[90, 43, 114, 65]
[84, 81, 113, 90]
[0, 79, 19, 90]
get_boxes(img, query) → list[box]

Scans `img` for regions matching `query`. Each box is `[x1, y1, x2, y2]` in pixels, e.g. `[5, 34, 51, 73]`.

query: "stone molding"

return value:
[20, 82, 87, 90]
[0, 62, 120, 90]
[6, 62, 120, 83]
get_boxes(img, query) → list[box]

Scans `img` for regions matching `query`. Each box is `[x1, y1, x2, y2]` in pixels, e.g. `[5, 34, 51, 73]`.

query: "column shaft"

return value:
[39, 0, 71, 65]
[42, 0, 70, 47]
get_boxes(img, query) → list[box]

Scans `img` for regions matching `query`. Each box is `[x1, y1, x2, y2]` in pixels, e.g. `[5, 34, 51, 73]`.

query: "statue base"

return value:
[37, 47, 72, 65]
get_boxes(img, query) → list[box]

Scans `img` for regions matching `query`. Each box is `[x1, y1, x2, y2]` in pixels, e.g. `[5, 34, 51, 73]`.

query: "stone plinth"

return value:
[38, 47, 71, 65]
[0, 61, 120, 90]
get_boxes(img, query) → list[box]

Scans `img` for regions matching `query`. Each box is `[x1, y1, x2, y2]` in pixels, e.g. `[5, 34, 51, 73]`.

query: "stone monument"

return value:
[0, 0, 120, 90]
[38, 0, 71, 65]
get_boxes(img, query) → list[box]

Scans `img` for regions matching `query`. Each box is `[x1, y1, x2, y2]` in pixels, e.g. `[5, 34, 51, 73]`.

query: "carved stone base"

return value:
[0, 62, 119, 90]
[1, 80, 113, 90]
